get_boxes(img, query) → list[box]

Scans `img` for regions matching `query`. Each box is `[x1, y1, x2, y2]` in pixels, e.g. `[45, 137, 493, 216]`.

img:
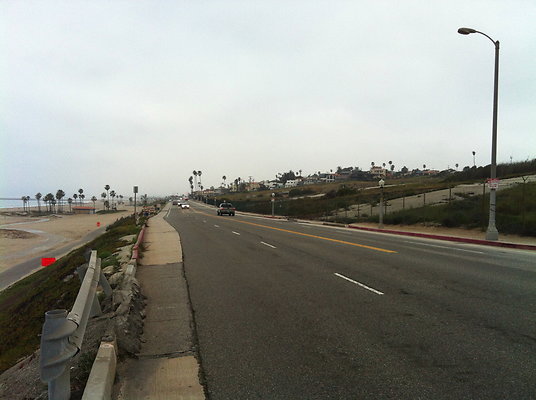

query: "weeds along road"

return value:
[165, 202, 536, 400]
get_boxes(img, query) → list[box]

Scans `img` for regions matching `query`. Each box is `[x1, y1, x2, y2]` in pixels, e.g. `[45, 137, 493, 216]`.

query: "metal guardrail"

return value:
[40, 250, 109, 400]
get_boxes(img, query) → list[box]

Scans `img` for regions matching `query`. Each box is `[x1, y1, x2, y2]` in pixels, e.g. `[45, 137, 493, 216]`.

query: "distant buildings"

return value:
[205, 165, 444, 195]
[369, 166, 386, 178]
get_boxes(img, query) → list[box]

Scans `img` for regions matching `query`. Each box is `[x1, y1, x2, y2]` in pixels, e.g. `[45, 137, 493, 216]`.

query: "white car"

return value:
[181, 203, 190, 209]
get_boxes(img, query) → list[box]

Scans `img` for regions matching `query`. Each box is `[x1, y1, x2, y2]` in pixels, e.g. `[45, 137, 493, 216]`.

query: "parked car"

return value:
[217, 203, 236, 216]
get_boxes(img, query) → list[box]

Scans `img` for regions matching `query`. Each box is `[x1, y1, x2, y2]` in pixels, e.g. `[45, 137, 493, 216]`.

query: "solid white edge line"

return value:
[232, 231, 241, 235]
[334, 273, 384, 295]
[261, 241, 277, 249]
[214, 225, 220, 228]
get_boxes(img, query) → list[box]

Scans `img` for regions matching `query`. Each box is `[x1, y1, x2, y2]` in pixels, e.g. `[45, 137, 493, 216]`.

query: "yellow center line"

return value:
[194, 209, 397, 254]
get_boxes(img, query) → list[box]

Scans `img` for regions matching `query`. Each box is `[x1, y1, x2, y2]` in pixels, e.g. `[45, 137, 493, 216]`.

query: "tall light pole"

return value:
[133, 185, 138, 224]
[458, 27, 499, 240]
[271, 192, 275, 217]
[378, 179, 385, 229]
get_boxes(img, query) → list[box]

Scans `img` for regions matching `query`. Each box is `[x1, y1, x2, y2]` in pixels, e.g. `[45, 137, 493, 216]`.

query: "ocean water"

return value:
[0, 198, 93, 210]
[0, 198, 28, 209]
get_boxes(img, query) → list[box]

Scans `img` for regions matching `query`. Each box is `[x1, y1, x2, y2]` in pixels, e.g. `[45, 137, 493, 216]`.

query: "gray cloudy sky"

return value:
[2, 1, 535, 198]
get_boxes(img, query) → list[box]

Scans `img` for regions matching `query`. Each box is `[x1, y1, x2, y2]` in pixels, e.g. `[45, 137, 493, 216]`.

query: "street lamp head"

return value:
[378, 179, 385, 188]
[458, 27, 477, 35]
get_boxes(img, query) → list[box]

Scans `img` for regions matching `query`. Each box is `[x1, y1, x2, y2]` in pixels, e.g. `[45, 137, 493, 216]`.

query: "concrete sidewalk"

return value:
[114, 204, 205, 399]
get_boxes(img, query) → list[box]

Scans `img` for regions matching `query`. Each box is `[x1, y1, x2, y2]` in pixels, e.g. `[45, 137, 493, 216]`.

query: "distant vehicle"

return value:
[181, 203, 190, 209]
[172, 200, 178, 205]
[217, 203, 235, 216]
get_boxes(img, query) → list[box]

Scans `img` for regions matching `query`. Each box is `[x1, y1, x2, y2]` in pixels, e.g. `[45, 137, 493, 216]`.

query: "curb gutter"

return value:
[346, 225, 536, 251]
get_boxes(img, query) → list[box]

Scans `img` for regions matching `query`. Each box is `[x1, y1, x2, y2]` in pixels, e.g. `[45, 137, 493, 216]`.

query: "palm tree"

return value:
[472, 151, 476, 167]
[110, 190, 116, 209]
[455, 163, 459, 170]
[68, 198, 73, 213]
[371, 162, 375, 168]
[193, 171, 198, 191]
[91, 196, 97, 209]
[21, 196, 27, 212]
[197, 170, 202, 190]
[56, 190, 65, 213]
[423, 164, 426, 170]
[35, 192, 42, 214]
[80, 194, 85, 204]
[44, 193, 54, 212]
[104, 185, 110, 208]
[78, 188, 84, 204]
[73, 193, 78, 204]
[222, 175, 227, 188]
[101, 192, 107, 210]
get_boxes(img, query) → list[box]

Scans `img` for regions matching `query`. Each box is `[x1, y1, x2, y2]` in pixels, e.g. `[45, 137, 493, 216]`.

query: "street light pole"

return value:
[133, 185, 138, 224]
[271, 192, 275, 217]
[458, 27, 499, 240]
[378, 179, 385, 229]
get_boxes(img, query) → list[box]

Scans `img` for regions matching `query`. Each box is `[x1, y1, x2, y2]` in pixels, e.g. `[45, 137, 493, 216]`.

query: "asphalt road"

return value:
[0, 225, 107, 291]
[165, 202, 536, 399]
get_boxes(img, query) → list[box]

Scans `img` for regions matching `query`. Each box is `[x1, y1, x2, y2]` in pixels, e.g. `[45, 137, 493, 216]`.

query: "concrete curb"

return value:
[346, 225, 536, 251]
[82, 221, 148, 399]
[81, 340, 117, 400]
[131, 224, 147, 261]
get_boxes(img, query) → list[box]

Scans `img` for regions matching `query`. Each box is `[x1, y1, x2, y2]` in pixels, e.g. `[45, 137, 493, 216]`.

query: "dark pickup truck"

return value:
[217, 203, 236, 216]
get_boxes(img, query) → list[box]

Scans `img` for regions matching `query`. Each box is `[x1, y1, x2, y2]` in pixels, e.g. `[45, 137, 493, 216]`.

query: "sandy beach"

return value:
[0, 207, 135, 273]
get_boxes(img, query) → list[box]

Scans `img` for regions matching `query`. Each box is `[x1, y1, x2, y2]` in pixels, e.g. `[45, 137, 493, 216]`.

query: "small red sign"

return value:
[487, 178, 500, 189]
[97, 222, 101, 227]
[42, 258, 56, 267]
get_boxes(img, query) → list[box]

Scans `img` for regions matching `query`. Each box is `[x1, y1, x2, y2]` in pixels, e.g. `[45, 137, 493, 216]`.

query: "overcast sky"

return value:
[2, 1, 535, 198]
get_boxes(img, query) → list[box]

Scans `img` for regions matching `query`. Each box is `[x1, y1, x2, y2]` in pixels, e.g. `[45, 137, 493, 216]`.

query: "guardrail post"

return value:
[77, 257, 112, 317]
[40, 250, 103, 399]
[40, 309, 78, 400]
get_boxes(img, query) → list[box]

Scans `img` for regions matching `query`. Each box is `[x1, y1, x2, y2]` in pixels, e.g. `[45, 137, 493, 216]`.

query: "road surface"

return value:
[166, 202, 536, 399]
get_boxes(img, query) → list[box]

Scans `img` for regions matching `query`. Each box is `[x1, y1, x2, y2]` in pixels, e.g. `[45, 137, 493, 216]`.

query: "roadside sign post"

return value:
[487, 178, 499, 190]
[133, 186, 138, 224]
[271, 193, 275, 217]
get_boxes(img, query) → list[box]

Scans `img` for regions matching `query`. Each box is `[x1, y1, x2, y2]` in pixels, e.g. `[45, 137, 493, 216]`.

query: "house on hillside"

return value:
[245, 182, 261, 191]
[423, 169, 440, 176]
[304, 175, 319, 185]
[319, 173, 335, 183]
[370, 166, 386, 178]
[285, 179, 299, 188]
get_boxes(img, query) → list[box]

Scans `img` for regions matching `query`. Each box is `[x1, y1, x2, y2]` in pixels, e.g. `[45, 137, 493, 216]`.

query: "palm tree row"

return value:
[100, 185, 124, 210]
[189, 170, 203, 194]
[19, 186, 120, 214]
